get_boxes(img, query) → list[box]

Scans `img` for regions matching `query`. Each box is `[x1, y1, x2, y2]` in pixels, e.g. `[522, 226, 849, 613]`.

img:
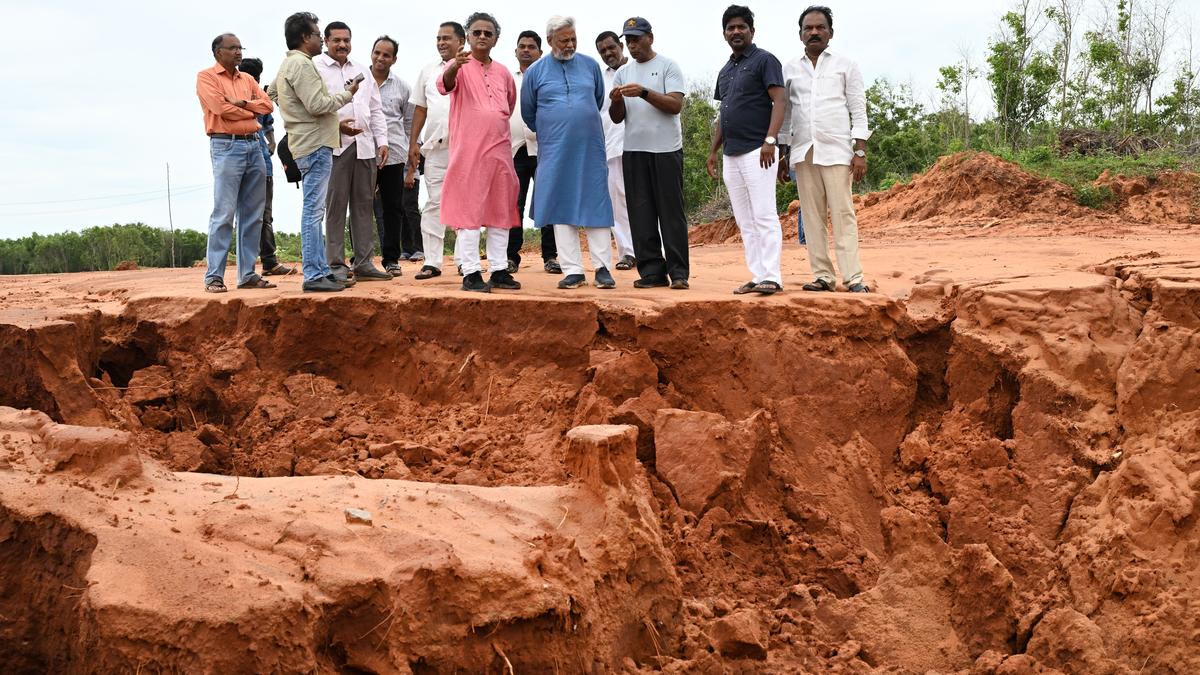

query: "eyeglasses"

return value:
[220, 45, 244, 51]
[471, 29, 494, 38]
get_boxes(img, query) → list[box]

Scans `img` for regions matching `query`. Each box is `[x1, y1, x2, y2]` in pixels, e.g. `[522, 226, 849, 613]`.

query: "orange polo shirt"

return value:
[196, 63, 273, 135]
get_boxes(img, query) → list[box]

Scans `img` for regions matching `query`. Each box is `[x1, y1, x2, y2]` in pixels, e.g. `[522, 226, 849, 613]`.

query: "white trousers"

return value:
[419, 147, 457, 269]
[554, 225, 614, 276]
[456, 227, 508, 275]
[793, 148, 864, 285]
[606, 156, 635, 259]
[723, 150, 783, 284]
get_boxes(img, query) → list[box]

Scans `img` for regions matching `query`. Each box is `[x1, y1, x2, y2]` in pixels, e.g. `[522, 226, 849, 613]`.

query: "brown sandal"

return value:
[204, 279, 227, 293]
[237, 277, 276, 289]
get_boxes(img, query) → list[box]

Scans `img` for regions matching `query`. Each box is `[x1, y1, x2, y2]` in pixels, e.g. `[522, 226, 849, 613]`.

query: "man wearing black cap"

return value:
[609, 17, 690, 290]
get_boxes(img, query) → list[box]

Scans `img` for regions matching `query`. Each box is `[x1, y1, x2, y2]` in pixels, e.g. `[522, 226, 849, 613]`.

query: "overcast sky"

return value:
[0, 1, 1187, 241]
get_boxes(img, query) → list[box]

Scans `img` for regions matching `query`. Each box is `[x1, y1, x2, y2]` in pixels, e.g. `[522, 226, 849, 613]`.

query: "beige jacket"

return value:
[270, 50, 354, 159]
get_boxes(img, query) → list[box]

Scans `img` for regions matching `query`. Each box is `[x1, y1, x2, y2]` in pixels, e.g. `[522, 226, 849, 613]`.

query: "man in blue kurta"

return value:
[521, 16, 616, 289]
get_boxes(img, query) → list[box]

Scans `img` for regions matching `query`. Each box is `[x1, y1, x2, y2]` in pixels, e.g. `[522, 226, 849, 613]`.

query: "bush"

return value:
[1074, 184, 1116, 209]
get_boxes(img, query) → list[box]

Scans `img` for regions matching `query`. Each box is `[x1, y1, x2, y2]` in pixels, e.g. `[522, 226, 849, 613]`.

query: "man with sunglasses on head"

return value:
[196, 33, 274, 294]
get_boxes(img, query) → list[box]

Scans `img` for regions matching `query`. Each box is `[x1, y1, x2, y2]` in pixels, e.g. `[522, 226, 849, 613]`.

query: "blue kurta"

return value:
[521, 54, 614, 229]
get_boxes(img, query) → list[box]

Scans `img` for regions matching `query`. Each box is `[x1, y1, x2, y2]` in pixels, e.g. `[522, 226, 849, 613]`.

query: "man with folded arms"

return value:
[271, 12, 360, 292]
[196, 33, 274, 293]
[315, 21, 392, 283]
[522, 16, 616, 290]
[706, 5, 786, 296]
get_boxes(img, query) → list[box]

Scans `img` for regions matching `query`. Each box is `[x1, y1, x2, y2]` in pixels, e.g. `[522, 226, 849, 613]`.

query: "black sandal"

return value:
[733, 281, 757, 295]
[753, 280, 782, 294]
[237, 277, 277, 289]
[204, 278, 227, 293]
[415, 265, 442, 280]
[802, 278, 835, 292]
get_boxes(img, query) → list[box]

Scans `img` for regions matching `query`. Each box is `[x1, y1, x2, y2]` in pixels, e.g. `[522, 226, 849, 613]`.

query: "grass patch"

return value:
[994, 146, 1187, 207]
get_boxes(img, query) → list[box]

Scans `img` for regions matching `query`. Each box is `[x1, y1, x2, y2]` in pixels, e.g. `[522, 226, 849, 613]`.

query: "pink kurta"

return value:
[437, 58, 520, 230]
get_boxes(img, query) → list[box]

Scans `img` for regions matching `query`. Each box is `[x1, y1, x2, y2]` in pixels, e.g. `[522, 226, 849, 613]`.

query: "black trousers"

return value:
[623, 150, 689, 281]
[258, 175, 278, 268]
[509, 146, 555, 266]
[375, 163, 422, 265]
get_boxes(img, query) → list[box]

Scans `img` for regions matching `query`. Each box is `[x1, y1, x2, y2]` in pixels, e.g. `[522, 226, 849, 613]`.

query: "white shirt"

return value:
[778, 49, 870, 167]
[510, 69, 538, 157]
[377, 71, 411, 166]
[412, 59, 451, 153]
[601, 64, 626, 160]
[313, 54, 387, 159]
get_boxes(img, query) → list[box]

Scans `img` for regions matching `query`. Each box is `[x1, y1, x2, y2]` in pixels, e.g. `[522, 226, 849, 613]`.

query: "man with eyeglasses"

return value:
[237, 57, 295, 278]
[195, 33, 275, 294]
[438, 12, 522, 292]
[271, 12, 360, 292]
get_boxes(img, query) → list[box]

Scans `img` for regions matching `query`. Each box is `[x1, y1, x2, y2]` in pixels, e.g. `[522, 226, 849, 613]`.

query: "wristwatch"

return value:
[853, 149, 866, 158]
[765, 136, 777, 146]
[638, 87, 649, 99]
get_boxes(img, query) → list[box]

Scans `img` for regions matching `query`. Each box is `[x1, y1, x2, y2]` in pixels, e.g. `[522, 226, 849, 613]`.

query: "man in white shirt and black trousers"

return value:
[778, 5, 871, 293]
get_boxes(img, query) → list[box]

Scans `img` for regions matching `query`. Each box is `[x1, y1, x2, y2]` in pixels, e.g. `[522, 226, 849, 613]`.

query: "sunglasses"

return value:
[471, 29, 494, 38]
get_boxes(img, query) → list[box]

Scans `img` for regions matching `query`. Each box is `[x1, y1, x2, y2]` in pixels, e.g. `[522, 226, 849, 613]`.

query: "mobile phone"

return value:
[345, 73, 365, 89]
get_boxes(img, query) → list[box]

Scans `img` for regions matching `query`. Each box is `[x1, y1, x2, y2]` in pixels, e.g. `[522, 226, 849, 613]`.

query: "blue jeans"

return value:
[296, 147, 334, 281]
[206, 137, 266, 284]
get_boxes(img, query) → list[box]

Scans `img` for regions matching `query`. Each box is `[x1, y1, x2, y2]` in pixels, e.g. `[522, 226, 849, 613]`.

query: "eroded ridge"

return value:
[1, 255, 1198, 672]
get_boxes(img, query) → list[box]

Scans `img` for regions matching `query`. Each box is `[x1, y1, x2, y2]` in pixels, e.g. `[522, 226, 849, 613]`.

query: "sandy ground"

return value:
[2, 223, 1199, 673]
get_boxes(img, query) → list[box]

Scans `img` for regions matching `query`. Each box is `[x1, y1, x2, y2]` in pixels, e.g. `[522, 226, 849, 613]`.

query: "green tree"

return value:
[987, 8, 1059, 146]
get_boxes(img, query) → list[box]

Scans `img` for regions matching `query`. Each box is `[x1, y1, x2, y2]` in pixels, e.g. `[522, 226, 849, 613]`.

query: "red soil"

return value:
[1, 217, 1199, 672]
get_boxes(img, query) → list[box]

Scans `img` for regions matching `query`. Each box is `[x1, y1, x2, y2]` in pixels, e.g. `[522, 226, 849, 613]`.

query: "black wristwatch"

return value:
[638, 87, 649, 99]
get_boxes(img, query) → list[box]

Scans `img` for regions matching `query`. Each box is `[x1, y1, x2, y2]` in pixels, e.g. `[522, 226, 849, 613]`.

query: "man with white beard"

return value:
[521, 16, 616, 289]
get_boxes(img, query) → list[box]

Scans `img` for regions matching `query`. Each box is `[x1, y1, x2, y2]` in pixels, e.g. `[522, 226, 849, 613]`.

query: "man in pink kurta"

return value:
[438, 12, 522, 292]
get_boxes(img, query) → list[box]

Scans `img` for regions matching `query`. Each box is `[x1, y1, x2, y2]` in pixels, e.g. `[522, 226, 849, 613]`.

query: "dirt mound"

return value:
[1097, 169, 1200, 224]
[856, 152, 1100, 228]
[692, 152, 1198, 245]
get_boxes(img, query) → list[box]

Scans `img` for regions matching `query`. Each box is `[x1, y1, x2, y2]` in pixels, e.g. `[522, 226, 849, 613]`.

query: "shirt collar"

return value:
[210, 62, 241, 78]
[287, 49, 312, 60]
[729, 43, 759, 63]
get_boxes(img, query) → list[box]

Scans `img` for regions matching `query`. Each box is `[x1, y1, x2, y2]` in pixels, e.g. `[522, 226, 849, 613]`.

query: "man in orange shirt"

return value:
[196, 33, 275, 293]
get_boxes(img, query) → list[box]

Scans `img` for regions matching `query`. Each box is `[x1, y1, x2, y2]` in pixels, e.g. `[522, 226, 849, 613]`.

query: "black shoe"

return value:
[847, 282, 870, 293]
[303, 277, 344, 292]
[330, 273, 355, 288]
[615, 255, 636, 271]
[489, 270, 521, 290]
[462, 271, 490, 292]
[415, 265, 442, 280]
[670, 279, 690, 290]
[355, 266, 393, 281]
[594, 267, 616, 289]
[544, 259, 563, 274]
[802, 278, 835, 292]
[558, 274, 586, 289]
[633, 276, 669, 289]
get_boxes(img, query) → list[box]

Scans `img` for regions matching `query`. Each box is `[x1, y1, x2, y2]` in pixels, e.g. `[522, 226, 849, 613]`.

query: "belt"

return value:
[208, 133, 258, 141]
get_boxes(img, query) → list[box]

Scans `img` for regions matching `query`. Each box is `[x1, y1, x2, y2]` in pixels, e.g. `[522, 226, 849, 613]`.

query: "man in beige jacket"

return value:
[272, 12, 360, 292]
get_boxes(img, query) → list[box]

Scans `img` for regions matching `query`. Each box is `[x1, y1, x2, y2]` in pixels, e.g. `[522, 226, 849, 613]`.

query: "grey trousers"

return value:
[325, 141, 379, 271]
